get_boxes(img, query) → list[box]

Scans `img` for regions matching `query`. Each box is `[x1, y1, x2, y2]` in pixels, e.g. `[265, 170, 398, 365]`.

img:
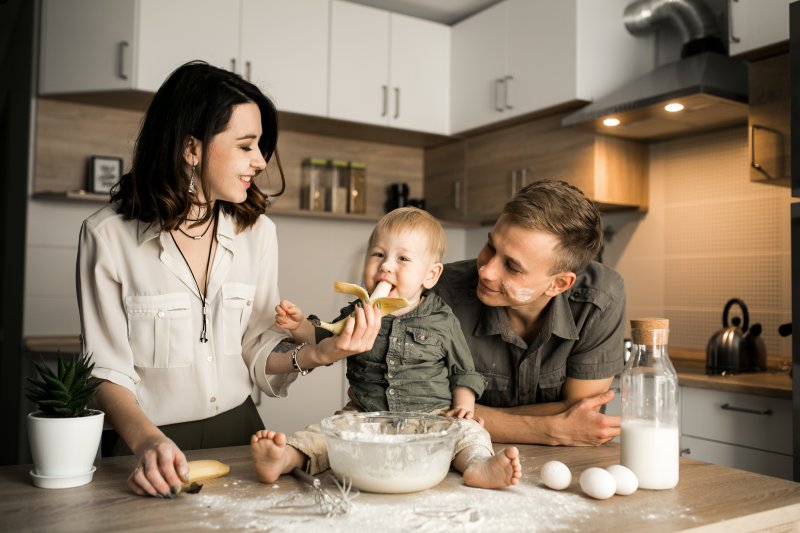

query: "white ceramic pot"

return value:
[27, 410, 104, 487]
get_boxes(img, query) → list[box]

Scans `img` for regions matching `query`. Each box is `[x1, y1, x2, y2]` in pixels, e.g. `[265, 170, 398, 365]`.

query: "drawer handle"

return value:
[720, 403, 773, 416]
[680, 448, 691, 456]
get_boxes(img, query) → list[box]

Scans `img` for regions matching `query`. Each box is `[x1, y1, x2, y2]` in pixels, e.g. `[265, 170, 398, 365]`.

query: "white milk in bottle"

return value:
[620, 318, 680, 490]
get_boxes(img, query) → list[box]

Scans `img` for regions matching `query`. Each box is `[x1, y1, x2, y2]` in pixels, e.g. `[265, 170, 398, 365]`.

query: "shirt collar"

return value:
[474, 291, 580, 345]
[136, 208, 239, 252]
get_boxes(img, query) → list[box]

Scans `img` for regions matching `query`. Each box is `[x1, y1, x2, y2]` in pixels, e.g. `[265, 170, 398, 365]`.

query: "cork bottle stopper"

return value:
[630, 317, 669, 345]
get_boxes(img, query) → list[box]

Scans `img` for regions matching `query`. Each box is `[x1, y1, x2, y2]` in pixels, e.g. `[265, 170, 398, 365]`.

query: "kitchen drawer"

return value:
[681, 435, 793, 480]
[681, 387, 792, 455]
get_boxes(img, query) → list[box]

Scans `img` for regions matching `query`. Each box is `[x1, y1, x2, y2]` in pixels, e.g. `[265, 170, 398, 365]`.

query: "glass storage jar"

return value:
[300, 158, 327, 211]
[326, 159, 349, 214]
[348, 161, 366, 214]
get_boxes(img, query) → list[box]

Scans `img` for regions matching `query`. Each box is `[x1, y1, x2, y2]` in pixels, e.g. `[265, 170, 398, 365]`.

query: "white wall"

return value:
[23, 201, 470, 434]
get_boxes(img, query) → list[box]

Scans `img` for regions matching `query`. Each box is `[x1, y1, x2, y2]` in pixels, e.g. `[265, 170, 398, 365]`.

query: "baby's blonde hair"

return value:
[368, 207, 446, 261]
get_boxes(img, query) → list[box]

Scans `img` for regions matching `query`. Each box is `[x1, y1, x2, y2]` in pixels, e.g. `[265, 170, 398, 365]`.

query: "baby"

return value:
[251, 207, 521, 489]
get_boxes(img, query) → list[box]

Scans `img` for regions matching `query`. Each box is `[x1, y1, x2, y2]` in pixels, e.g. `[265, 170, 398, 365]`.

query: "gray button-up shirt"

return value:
[434, 259, 625, 407]
[319, 291, 487, 412]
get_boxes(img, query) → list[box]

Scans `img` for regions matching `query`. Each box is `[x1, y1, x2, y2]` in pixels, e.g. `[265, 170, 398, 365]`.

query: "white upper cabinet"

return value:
[729, 0, 791, 56]
[329, 0, 450, 134]
[40, 0, 239, 94]
[241, 0, 329, 117]
[40, 0, 329, 117]
[451, 0, 655, 134]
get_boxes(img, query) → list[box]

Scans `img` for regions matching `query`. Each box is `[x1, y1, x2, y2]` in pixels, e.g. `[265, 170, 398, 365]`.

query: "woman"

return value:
[77, 61, 381, 497]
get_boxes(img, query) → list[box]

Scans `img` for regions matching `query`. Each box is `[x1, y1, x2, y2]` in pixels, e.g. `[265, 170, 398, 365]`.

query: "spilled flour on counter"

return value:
[184, 460, 701, 532]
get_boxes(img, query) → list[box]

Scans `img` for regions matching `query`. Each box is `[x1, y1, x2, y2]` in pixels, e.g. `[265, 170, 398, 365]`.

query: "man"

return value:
[435, 179, 624, 446]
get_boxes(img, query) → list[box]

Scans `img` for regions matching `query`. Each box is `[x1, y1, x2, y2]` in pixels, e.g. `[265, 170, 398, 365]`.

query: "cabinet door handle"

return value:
[394, 87, 400, 119]
[680, 448, 691, 456]
[751, 123, 784, 180]
[381, 85, 388, 117]
[230, 58, 237, 73]
[519, 167, 527, 189]
[720, 403, 773, 416]
[454, 180, 461, 211]
[117, 41, 129, 80]
[245, 61, 251, 81]
[728, 0, 741, 43]
[495, 78, 505, 112]
[504, 75, 513, 110]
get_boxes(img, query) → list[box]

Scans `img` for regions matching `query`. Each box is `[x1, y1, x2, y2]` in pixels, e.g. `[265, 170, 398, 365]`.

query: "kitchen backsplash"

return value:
[603, 126, 792, 360]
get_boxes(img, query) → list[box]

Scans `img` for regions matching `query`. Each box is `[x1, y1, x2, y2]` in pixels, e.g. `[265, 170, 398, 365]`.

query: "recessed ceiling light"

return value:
[602, 117, 621, 127]
[664, 102, 685, 113]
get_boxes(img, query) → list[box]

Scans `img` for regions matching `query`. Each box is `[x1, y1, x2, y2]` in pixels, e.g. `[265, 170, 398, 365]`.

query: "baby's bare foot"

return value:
[463, 447, 522, 489]
[250, 429, 290, 484]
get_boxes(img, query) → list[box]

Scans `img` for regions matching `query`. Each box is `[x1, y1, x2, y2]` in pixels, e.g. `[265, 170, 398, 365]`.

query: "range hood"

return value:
[562, 0, 748, 141]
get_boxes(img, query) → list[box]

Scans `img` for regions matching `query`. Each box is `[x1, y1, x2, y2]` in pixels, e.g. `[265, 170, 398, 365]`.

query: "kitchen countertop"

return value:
[1, 443, 799, 532]
[25, 336, 794, 399]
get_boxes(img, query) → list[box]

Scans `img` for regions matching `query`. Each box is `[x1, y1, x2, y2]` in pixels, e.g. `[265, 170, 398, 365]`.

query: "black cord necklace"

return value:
[176, 218, 214, 240]
[170, 207, 218, 343]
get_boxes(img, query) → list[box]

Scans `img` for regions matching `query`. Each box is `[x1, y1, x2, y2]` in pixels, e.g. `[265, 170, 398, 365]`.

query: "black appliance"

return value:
[706, 298, 767, 374]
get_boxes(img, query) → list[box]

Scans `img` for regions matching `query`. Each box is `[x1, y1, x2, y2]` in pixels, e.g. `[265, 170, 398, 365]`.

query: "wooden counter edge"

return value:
[682, 501, 800, 532]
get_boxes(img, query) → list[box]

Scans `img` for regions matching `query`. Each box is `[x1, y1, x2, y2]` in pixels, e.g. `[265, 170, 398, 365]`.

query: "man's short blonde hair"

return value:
[368, 207, 446, 262]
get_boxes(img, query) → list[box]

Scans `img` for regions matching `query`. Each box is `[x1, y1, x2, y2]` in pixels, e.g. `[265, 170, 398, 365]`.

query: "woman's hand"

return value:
[128, 435, 189, 498]
[316, 302, 382, 364]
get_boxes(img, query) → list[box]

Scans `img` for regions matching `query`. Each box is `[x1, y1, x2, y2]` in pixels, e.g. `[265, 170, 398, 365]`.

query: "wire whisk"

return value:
[291, 467, 357, 516]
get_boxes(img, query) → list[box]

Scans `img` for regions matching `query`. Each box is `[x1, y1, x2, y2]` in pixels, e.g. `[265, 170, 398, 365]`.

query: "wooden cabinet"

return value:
[729, 0, 791, 57]
[328, 0, 449, 134]
[40, 0, 239, 94]
[39, 0, 329, 117]
[425, 112, 648, 223]
[749, 53, 790, 186]
[424, 141, 466, 221]
[450, 0, 655, 134]
[680, 387, 793, 480]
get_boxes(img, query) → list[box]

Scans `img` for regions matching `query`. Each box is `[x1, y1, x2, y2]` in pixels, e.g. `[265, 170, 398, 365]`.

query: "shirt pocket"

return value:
[126, 293, 193, 368]
[221, 282, 256, 356]
[538, 366, 567, 403]
[402, 327, 444, 364]
[480, 371, 511, 407]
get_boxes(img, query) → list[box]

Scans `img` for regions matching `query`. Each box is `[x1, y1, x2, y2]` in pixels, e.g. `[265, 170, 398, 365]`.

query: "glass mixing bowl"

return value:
[321, 411, 460, 494]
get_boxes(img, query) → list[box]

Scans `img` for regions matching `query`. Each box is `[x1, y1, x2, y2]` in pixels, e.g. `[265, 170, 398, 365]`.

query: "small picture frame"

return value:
[88, 156, 122, 194]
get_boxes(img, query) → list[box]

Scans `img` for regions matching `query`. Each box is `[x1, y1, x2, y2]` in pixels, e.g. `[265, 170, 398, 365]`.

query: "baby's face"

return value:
[363, 228, 441, 307]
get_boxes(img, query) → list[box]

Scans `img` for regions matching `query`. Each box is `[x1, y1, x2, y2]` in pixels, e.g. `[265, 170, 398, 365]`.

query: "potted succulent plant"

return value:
[25, 351, 104, 489]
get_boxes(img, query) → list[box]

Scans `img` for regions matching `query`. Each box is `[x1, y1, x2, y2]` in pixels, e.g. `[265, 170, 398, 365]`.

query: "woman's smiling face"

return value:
[200, 102, 266, 204]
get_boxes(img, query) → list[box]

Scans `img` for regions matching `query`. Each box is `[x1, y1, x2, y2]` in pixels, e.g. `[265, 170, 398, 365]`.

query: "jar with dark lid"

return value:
[300, 158, 327, 211]
[620, 318, 680, 490]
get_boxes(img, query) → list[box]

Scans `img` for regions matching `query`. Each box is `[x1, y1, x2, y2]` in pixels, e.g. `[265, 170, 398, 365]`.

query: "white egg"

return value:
[579, 467, 616, 500]
[540, 460, 572, 490]
[606, 464, 638, 495]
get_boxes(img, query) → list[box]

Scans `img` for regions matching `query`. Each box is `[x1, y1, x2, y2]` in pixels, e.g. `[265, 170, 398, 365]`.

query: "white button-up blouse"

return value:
[77, 204, 297, 426]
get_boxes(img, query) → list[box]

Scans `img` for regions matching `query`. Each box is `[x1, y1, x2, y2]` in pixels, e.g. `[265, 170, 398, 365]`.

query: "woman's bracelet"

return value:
[290, 342, 311, 376]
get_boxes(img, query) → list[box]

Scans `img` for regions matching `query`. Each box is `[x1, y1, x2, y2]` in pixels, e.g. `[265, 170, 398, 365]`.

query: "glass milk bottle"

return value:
[620, 318, 680, 489]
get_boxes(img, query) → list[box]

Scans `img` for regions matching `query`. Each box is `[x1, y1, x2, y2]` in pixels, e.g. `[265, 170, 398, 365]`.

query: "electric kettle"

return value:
[706, 298, 767, 374]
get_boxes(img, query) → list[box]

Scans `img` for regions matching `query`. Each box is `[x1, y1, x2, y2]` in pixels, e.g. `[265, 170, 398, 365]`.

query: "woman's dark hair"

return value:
[111, 60, 284, 231]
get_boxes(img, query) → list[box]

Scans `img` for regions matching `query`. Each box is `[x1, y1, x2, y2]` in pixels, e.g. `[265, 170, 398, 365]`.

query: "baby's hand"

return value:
[275, 300, 304, 331]
[447, 407, 474, 420]
[446, 407, 485, 426]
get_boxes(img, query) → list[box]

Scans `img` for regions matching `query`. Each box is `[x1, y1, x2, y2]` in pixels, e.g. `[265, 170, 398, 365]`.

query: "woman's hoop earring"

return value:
[188, 164, 197, 195]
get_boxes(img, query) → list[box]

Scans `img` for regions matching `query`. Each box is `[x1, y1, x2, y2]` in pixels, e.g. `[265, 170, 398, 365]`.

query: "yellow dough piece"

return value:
[186, 459, 231, 483]
[315, 281, 410, 335]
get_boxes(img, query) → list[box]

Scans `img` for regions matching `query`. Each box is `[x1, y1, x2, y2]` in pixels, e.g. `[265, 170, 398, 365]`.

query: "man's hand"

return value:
[549, 389, 620, 446]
